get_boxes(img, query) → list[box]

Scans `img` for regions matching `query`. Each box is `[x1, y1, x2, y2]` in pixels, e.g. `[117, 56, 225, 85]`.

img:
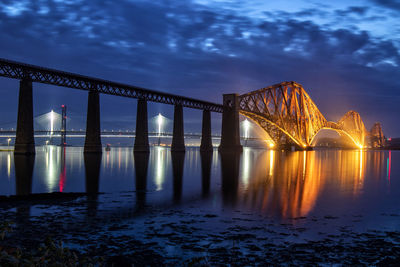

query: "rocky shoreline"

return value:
[1, 193, 400, 266]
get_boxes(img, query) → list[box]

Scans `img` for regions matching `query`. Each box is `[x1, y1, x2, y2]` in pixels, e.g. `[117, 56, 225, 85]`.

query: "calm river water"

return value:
[0, 146, 398, 221]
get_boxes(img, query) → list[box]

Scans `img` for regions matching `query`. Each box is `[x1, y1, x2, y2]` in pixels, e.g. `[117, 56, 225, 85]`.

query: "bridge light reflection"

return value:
[155, 146, 166, 191]
[303, 151, 306, 179]
[268, 150, 274, 176]
[241, 148, 251, 189]
[387, 151, 391, 181]
[45, 146, 61, 192]
[240, 149, 369, 218]
[7, 153, 11, 179]
[359, 149, 363, 180]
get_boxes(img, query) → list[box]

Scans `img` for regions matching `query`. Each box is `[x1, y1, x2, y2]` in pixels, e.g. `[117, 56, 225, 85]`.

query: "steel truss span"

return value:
[238, 81, 384, 148]
[0, 58, 223, 112]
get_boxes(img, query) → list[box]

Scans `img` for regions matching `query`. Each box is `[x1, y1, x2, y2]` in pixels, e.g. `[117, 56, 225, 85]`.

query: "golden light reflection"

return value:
[302, 151, 306, 179]
[240, 149, 368, 219]
[359, 149, 363, 180]
[268, 150, 274, 176]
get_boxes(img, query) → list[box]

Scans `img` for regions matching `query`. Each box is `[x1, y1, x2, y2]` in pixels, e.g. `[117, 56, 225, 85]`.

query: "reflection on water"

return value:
[84, 153, 102, 217]
[0, 146, 397, 220]
[13, 154, 35, 225]
[220, 152, 240, 206]
[7, 153, 11, 179]
[14, 155, 35, 196]
[200, 151, 212, 197]
[240, 149, 390, 218]
[84, 153, 102, 195]
[152, 146, 168, 191]
[134, 152, 149, 209]
[387, 151, 391, 181]
[44, 146, 60, 192]
[242, 150, 323, 218]
[171, 152, 185, 203]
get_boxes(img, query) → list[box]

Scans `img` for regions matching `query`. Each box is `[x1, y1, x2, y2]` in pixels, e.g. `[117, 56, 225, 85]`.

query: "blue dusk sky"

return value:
[0, 0, 399, 135]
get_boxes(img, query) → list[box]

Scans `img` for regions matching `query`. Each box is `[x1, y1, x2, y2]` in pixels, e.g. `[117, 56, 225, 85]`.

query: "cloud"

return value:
[370, 0, 400, 11]
[0, 0, 398, 134]
[335, 6, 369, 17]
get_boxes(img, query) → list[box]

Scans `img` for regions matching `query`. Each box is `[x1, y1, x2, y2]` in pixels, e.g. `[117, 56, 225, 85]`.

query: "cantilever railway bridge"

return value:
[238, 81, 385, 149]
[0, 58, 385, 153]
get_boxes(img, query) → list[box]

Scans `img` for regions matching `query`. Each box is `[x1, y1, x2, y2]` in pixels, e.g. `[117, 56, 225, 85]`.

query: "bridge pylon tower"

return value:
[60, 104, 67, 146]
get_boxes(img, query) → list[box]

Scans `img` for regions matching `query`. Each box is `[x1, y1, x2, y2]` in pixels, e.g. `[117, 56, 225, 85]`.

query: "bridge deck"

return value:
[0, 58, 223, 112]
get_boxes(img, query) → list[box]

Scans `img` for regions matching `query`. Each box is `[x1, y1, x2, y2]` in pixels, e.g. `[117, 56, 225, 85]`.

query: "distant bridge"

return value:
[0, 130, 265, 144]
[0, 130, 220, 139]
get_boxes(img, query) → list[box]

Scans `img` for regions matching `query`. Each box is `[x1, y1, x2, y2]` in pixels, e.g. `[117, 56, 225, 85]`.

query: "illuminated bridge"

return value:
[237, 81, 385, 149]
[0, 58, 384, 154]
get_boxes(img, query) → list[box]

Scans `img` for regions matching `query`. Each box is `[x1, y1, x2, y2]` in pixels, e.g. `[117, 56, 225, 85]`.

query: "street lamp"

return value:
[7, 138, 11, 147]
[269, 143, 275, 148]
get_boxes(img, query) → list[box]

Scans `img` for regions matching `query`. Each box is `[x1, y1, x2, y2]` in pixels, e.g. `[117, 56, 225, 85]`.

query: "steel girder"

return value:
[370, 122, 385, 148]
[238, 81, 376, 148]
[0, 58, 223, 112]
[238, 81, 332, 147]
[336, 110, 367, 147]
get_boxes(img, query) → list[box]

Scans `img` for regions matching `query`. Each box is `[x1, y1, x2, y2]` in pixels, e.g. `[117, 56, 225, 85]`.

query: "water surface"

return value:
[0, 146, 397, 221]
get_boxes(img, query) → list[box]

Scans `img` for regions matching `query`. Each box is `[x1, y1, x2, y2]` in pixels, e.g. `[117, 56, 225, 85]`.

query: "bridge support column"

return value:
[219, 94, 242, 153]
[134, 98, 149, 152]
[200, 109, 213, 152]
[15, 79, 35, 155]
[60, 105, 67, 146]
[84, 91, 102, 153]
[171, 104, 185, 152]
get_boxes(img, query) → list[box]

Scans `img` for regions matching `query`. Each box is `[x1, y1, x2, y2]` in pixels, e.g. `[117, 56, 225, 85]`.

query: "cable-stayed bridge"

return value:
[0, 110, 263, 145]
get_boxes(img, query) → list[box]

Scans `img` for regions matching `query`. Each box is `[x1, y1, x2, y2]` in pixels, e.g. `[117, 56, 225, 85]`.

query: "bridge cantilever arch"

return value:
[0, 58, 384, 153]
[238, 81, 384, 149]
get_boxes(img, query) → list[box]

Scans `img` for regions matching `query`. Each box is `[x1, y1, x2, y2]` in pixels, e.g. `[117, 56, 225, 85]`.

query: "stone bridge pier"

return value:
[200, 109, 213, 152]
[84, 90, 102, 153]
[15, 79, 35, 155]
[219, 94, 242, 153]
[171, 104, 185, 152]
[134, 98, 150, 152]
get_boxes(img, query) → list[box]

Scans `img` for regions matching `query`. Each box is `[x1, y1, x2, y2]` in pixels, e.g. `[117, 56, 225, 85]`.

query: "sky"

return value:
[0, 0, 399, 136]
